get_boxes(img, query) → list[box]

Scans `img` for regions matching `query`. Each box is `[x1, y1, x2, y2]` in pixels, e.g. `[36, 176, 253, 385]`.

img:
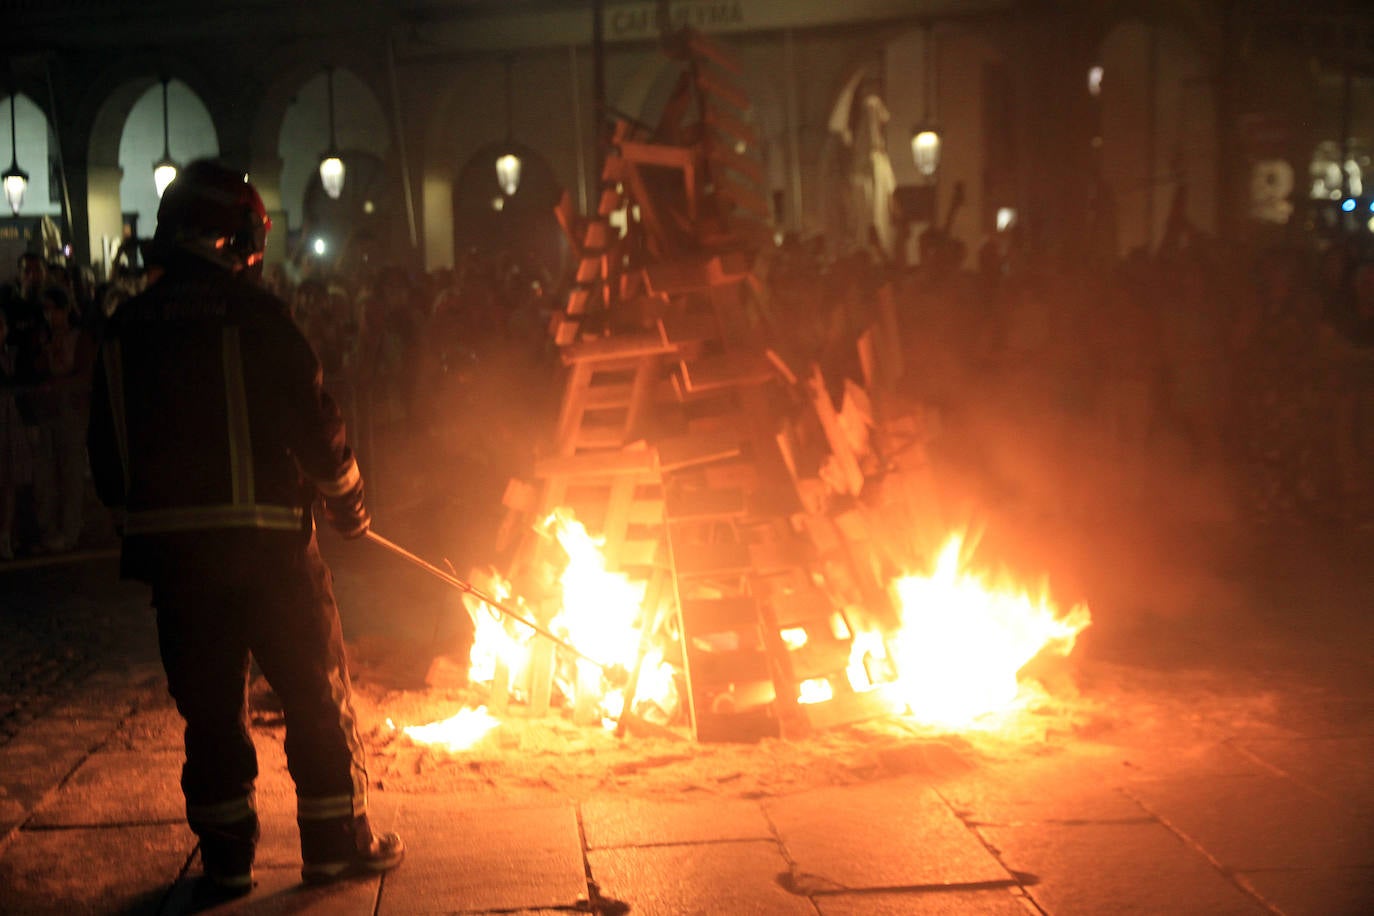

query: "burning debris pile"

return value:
[385, 28, 1090, 752]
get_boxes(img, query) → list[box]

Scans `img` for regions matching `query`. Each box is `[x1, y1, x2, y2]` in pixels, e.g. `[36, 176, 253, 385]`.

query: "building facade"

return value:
[2, 0, 1371, 277]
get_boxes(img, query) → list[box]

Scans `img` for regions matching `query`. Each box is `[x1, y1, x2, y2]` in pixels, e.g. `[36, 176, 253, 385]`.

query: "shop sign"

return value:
[608, 1, 744, 39]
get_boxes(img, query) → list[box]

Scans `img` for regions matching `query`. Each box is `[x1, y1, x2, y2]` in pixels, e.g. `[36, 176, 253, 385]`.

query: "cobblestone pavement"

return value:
[2, 531, 1373, 915]
[0, 552, 136, 745]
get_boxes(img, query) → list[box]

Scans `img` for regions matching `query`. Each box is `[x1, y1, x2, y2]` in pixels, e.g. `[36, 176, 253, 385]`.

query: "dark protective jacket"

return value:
[87, 253, 361, 581]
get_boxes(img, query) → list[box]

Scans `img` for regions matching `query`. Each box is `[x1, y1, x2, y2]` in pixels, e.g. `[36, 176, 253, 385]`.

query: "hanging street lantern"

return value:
[494, 55, 521, 197]
[495, 152, 521, 196]
[911, 126, 941, 178]
[152, 78, 178, 198]
[318, 152, 345, 199]
[318, 67, 345, 199]
[4, 92, 28, 215]
[911, 22, 941, 180]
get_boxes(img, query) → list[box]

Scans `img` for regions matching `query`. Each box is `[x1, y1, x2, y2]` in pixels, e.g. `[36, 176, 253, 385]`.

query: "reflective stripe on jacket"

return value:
[87, 254, 361, 572]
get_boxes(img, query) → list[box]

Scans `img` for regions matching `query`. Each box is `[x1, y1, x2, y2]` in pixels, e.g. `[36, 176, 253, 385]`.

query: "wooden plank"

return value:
[749, 538, 812, 576]
[768, 588, 835, 628]
[533, 449, 658, 480]
[601, 151, 626, 183]
[550, 312, 580, 347]
[703, 106, 759, 147]
[643, 258, 715, 295]
[574, 425, 632, 450]
[597, 186, 622, 216]
[680, 596, 761, 637]
[576, 252, 604, 284]
[704, 136, 765, 185]
[658, 309, 720, 346]
[655, 431, 742, 472]
[807, 364, 864, 496]
[582, 220, 609, 251]
[561, 332, 677, 365]
[614, 537, 661, 568]
[566, 285, 593, 316]
[619, 140, 697, 171]
[664, 485, 746, 522]
[679, 352, 776, 393]
[554, 189, 580, 247]
[713, 171, 771, 219]
[695, 68, 749, 111]
[554, 360, 596, 449]
[672, 540, 753, 579]
[686, 29, 743, 75]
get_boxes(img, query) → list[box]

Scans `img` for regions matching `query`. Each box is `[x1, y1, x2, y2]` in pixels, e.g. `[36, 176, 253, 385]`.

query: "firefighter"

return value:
[86, 159, 403, 896]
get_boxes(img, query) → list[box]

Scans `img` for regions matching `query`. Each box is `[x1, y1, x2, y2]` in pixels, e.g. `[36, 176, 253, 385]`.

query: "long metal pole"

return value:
[363, 529, 608, 670]
[42, 58, 73, 248]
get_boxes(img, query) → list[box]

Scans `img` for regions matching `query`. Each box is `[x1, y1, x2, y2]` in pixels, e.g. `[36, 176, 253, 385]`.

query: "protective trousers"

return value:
[151, 533, 369, 875]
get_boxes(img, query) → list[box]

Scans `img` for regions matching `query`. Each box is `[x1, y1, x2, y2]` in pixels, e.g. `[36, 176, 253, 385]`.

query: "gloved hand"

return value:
[323, 482, 370, 539]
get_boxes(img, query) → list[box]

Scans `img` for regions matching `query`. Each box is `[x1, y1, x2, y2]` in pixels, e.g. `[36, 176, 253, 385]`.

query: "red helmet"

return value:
[151, 159, 272, 276]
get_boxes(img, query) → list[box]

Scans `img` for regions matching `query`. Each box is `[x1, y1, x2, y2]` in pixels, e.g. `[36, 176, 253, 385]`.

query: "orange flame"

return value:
[386, 708, 500, 752]
[886, 532, 1090, 729]
[542, 508, 645, 674]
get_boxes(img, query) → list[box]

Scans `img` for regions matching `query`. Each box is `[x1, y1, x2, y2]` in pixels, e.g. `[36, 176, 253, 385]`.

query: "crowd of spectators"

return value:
[764, 221, 1374, 530]
[1, 220, 1371, 561]
[0, 253, 109, 559]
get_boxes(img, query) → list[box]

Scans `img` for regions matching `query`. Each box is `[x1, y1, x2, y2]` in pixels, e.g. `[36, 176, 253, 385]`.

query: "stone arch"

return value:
[266, 67, 391, 241]
[452, 139, 568, 289]
[117, 79, 220, 248]
[81, 56, 226, 271]
[418, 48, 588, 274]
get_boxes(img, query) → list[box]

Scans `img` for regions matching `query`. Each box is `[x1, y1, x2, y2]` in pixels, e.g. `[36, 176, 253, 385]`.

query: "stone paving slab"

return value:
[587, 839, 813, 915]
[160, 864, 380, 915]
[30, 749, 184, 827]
[0, 821, 194, 915]
[581, 796, 772, 848]
[1124, 773, 1374, 870]
[1234, 865, 1374, 916]
[1235, 735, 1374, 806]
[814, 887, 1034, 915]
[976, 821, 1269, 915]
[0, 716, 128, 837]
[939, 756, 1150, 827]
[377, 795, 587, 914]
[106, 705, 186, 752]
[764, 776, 1011, 891]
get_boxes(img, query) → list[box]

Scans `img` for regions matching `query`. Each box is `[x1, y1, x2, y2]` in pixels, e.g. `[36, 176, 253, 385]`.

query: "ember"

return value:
[885, 532, 1091, 729]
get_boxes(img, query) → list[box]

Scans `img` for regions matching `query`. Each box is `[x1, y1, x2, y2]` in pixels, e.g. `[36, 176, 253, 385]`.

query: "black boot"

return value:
[300, 813, 405, 884]
[195, 816, 259, 897]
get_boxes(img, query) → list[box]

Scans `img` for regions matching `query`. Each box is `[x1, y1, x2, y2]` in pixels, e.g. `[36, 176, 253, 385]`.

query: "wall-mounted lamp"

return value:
[152, 78, 179, 198]
[4, 91, 29, 215]
[318, 67, 345, 200]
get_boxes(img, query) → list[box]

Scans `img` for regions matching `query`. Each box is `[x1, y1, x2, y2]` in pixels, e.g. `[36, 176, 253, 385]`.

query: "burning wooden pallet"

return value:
[493, 28, 904, 741]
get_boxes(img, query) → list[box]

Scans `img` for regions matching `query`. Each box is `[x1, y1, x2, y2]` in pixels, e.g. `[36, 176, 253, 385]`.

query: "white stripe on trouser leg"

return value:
[187, 792, 257, 825]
